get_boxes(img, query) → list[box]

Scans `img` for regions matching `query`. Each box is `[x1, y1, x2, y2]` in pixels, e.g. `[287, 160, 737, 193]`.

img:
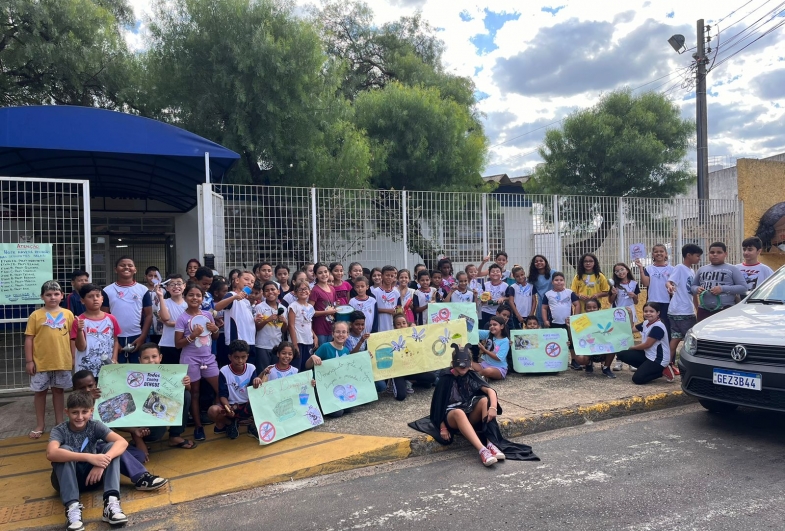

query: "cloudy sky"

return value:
[128, 0, 785, 176]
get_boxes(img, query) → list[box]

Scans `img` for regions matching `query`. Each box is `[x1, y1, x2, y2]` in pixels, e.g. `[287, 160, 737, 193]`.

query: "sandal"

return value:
[28, 429, 44, 439]
[169, 439, 197, 449]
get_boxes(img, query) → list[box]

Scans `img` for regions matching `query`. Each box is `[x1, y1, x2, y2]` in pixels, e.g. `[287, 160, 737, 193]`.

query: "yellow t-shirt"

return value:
[24, 307, 75, 372]
[570, 273, 611, 311]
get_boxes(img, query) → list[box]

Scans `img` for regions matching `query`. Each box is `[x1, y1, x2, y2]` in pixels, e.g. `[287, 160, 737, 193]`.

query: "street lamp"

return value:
[668, 34, 686, 54]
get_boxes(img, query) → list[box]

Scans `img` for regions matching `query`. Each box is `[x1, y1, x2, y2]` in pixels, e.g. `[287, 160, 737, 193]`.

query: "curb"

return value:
[408, 390, 696, 456]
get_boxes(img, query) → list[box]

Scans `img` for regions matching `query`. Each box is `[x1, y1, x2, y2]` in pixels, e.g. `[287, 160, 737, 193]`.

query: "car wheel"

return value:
[699, 399, 739, 413]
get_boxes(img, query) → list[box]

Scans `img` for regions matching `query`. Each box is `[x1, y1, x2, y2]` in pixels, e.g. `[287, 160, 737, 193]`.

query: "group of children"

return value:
[24, 237, 771, 528]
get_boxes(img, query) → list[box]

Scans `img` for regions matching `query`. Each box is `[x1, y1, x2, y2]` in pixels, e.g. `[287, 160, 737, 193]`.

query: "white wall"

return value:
[175, 207, 200, 273]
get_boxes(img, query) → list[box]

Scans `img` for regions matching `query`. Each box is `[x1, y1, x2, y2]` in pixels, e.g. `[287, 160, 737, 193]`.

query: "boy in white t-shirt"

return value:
[736, 236, 774, 292]
[207, 340, 261, 440]
[253, 281, 288, 371]
[371, 265, 400, 332]
[666, 243, 703, 373]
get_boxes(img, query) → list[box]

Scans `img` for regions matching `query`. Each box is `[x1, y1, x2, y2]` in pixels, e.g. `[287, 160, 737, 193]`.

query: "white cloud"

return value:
[128, 0, 785, 175]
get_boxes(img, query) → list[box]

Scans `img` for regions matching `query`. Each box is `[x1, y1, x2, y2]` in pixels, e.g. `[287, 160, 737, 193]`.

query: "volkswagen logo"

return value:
[730, 344, 747, 362]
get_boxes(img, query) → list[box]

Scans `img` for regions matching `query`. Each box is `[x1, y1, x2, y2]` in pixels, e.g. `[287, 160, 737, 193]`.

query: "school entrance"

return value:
[0, 106, 239, 392]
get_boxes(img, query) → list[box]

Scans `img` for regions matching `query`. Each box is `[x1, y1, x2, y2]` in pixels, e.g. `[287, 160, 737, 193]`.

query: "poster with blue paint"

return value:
[314, 353, 378, 414]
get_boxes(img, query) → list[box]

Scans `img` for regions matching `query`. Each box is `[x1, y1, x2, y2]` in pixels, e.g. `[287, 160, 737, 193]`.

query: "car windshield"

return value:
[746, 267, 785, 303]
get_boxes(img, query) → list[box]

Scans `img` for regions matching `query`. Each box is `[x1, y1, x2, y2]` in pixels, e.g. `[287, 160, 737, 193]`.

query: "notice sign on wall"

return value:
[0, 243, 53, 305]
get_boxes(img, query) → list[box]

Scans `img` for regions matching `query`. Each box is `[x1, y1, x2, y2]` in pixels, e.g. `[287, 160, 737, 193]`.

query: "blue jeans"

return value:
[117, 335, 141, 364]
[51, 442, 121, 506]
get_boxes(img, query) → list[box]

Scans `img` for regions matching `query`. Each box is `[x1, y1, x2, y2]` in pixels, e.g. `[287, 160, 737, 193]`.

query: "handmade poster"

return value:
[0, 243, 53, 305]
[93, 364, 188, 427]
[510, 329, 569, 373]
[247, 371, 323, 445]
[426, 303, 479, 345]
[314, 353, 378, 414]
[569, 308, 634, 357]
[629, 243, 647, 261]
[367, 319, 469, 380]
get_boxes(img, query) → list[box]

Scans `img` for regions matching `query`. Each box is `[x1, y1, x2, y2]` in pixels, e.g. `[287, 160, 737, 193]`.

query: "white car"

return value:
[679, 265, 785, 413]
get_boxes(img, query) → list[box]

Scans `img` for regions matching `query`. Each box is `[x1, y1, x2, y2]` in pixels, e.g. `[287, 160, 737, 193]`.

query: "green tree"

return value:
[311, 0, 445, 100]
[529, 88, 695, 266]
[143, 0, 372, 188]
[1, 0, 135, 108]
[354, 81, 487, 191]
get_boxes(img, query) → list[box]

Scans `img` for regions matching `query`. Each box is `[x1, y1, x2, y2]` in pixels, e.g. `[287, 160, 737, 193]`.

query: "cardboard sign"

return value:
[510, 329, 569, 373]
[247, 371, 323, 445]
[569, 308, 634, 356]
[367, 320, 469, 380]
[629, 243, 647, 261]
[314, 353, 378, 414]
[0, 243, 53, 305]
[93, 364, 188, 427]
[426, 302, 479, 345]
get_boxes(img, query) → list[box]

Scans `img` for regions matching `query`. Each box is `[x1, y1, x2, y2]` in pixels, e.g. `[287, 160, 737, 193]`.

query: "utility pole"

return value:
[695, 20, 710, 224]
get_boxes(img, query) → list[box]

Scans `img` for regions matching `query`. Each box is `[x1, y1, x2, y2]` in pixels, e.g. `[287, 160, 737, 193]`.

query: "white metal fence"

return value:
[0, 177, 92, 391]
[212, 184, 744, 278]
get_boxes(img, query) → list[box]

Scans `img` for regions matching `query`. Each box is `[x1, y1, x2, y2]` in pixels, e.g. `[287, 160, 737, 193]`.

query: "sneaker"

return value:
[134, 472, 168, 491]
[102, 496, 128, 526]
[612, 360, 623, 371]
[584, 363, 594, 373]
[569, 359, 584, 371]
[247, 423, 259, 440]
[193, 426, 206, 441]
[601, 366, 617, 379]
[629, 365, 637, 372]
[65, 502, 84, 531]
[663, 365, 675, 382]
[227, 419, 239, 440]
[479, 447, 497, 466]
[671, 364, 681, 376]
[486, 442, 506, 461]
[214, 425, 227, 435]
[406, 381, 414, 394]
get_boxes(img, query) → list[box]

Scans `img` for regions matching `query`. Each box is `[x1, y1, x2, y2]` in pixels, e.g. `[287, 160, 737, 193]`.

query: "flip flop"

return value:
[169, 439, 197, 449]
[28, 430, 44, 439]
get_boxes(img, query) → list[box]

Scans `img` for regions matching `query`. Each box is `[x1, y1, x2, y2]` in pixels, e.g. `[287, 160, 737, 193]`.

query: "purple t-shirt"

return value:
[175, 310, 215, 359]
[309, 284, 337, 336]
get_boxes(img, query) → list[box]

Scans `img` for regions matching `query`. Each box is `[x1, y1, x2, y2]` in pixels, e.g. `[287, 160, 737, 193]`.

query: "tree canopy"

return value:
[530, 88, 694, 197]
[529, 89, 695, 266]
[1, 0, 136, 108]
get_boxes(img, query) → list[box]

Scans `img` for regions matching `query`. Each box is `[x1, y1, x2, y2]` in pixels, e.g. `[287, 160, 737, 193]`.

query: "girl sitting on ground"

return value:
[430, 344, 505, 466]
[473, 316, 510, 380]
[615, 302, 675, 384]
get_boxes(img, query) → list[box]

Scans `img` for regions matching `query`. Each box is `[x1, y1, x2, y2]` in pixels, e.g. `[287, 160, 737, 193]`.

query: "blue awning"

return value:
[0, 106, 239, 211]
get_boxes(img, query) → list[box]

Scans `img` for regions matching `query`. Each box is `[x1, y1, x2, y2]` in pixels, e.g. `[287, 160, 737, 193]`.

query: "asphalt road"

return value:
[128, 404, 785, 531]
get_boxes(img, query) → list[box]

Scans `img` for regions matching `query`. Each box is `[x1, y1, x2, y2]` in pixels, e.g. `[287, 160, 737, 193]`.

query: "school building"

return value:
[0, 106, 759, 393]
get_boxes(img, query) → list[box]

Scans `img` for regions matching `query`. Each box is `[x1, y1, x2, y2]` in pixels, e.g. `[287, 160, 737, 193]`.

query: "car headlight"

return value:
[683, 330, 697, 356]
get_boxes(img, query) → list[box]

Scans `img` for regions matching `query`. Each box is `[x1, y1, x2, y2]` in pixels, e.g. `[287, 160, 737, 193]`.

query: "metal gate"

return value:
[0, 177, 91, 392]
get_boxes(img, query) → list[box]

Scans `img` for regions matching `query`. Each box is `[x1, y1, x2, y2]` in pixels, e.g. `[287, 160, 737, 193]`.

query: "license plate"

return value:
[712, 368, 762, 391]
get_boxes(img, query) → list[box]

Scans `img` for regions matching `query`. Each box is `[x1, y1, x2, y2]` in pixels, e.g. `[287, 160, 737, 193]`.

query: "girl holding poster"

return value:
[615, 302, 674, 384]
[473, 316, 510, 380]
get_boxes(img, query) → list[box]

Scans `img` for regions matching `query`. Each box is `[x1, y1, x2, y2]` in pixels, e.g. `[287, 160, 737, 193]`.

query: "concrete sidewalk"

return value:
[0, 367, 693, 531]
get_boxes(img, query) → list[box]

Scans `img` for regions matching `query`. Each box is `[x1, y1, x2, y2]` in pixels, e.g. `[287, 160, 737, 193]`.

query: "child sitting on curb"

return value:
[208, 340, 261, 440]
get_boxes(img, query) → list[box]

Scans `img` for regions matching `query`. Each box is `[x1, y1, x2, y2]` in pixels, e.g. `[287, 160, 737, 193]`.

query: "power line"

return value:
[712, 17, 785, 69]
[713, 1, 785, 55]
[715, 0, 757, 25]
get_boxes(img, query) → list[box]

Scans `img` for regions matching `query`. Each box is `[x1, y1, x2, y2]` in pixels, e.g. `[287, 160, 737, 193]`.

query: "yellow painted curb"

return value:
[0, 431, 410, 531]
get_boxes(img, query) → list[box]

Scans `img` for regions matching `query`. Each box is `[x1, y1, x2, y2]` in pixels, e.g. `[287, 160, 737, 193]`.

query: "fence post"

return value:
[677, 200, 684, 255]
[82, 179, 93, 278]
[401, 190, 409, 270]
[553, 195, 562, 272]
[482, 194, 489, 257]
[310, 187, 318, 263]
[617, 197, 626, 264]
